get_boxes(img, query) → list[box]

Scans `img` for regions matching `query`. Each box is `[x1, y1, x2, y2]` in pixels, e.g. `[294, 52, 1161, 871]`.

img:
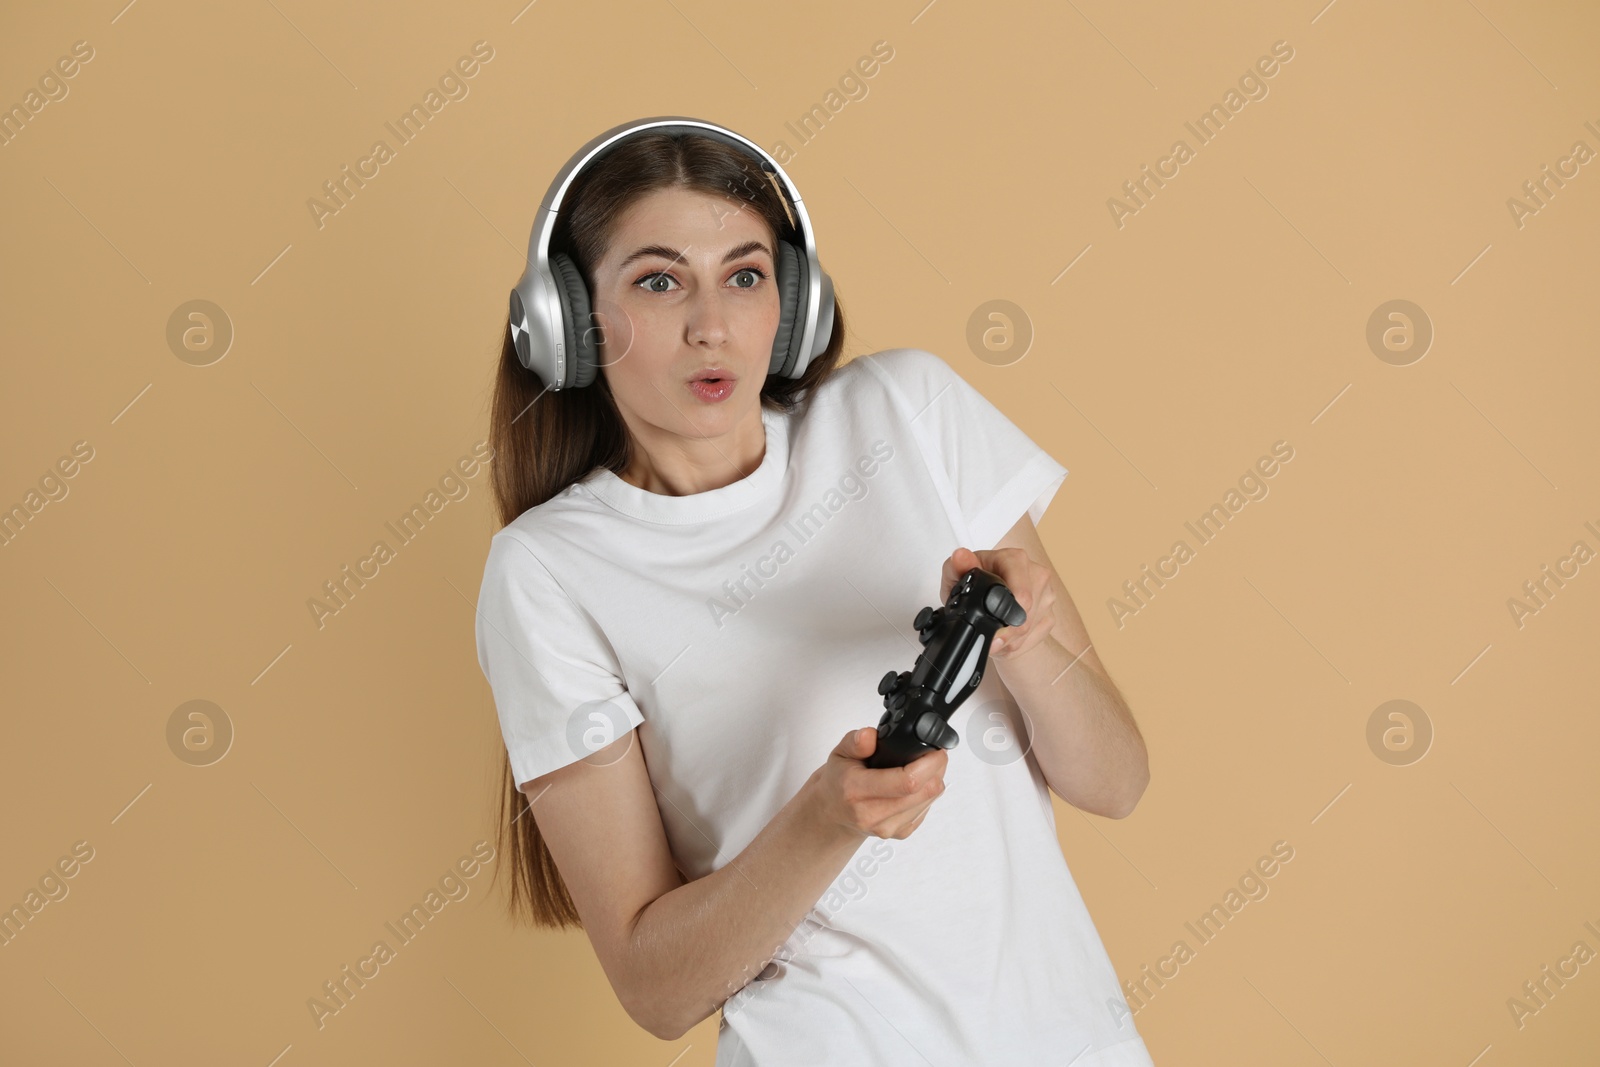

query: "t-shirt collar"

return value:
[578, 406, 788, 525]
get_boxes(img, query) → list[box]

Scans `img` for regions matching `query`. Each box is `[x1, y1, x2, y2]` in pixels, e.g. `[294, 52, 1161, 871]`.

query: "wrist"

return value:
[797, 771, 868, 850]
[993, 631, 1060, 677]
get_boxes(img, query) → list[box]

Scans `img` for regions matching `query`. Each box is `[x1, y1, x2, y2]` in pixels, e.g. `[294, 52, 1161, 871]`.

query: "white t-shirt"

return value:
[475, 347, 1156, 1067]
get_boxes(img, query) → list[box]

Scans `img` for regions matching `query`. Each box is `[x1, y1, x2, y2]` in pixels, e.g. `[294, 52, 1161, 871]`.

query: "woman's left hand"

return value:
[939, 545, 1056, 661]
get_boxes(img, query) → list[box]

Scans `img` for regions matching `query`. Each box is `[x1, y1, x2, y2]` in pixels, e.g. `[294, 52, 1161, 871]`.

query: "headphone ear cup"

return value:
[549, 252, 600, 389]
[769, 239, 807, 379]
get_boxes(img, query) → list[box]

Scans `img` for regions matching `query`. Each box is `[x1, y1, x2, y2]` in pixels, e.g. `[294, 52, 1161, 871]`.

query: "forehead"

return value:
[608, 186, 774, 253]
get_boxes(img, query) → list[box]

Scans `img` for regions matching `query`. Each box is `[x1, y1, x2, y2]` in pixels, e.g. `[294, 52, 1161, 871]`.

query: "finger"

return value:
[906, 747, 948, 776]
[901, 806, 931, 835]
[876, 796, 933, 838]
[997, 620, 1030, 649]
[942, 548, 971, 597]
[856, 763, 928, 801]
[948, 547, 979, 570]
[882, 754, 944, 800]
[837, 727, 875, 758]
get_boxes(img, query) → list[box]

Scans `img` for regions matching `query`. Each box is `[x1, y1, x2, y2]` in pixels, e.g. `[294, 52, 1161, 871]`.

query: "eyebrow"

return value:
[616, 240, 773, 273]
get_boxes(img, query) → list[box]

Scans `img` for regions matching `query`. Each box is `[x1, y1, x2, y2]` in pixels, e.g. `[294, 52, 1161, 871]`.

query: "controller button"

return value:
[915, 712, 960, 750]
[878, 670, 898, 695]
[914, 606, 934, 631]
[985, 586, 1027, 627]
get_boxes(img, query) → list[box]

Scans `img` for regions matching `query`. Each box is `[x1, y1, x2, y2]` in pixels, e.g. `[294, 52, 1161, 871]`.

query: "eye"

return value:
[633, 267, 770, 293]
[636, 272, 678, 293]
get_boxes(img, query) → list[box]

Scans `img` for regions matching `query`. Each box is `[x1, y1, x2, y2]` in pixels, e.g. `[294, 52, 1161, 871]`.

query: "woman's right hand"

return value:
[806, 727, 950, 841]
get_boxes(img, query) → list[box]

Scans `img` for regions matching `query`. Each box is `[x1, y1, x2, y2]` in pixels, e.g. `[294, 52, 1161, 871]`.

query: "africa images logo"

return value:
[707, 439, 895, 628]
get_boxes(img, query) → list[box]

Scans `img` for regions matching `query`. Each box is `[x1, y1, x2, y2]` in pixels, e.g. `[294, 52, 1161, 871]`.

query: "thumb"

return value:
[943, 546, 980, 599]
[843, 726, 876, 757]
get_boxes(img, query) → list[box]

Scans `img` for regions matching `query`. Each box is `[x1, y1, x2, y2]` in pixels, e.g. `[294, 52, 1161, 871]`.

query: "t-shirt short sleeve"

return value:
[864, 348, 1069, 550]
[474, 528, 646, 790]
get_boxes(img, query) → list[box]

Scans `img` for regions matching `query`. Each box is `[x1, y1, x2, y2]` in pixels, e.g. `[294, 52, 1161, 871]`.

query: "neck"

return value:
[618, 409, 767, 496]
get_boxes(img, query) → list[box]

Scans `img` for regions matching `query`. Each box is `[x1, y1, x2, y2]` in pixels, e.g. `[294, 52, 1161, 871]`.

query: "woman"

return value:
[475, 120, 1154, 1065]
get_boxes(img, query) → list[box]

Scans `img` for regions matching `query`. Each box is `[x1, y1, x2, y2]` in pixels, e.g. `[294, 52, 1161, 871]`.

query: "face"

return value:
[589, 185, 781, 443]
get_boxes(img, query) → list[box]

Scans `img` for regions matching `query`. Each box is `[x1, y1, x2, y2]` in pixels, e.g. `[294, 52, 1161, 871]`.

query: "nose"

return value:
[684, 285, 731, 348]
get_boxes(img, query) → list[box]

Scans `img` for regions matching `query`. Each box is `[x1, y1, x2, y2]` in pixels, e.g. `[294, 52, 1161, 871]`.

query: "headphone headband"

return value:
[509, 116, 835, 391]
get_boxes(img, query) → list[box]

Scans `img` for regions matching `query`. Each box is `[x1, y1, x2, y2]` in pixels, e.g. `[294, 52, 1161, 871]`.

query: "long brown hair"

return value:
[486, 129, 849, 928]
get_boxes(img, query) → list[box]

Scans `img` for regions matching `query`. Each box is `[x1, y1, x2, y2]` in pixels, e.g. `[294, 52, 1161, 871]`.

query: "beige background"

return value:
[3, 0, 1597, 1063]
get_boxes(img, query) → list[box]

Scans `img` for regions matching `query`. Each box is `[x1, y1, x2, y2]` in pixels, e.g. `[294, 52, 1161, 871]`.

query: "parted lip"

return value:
[687, 367, 735, 382]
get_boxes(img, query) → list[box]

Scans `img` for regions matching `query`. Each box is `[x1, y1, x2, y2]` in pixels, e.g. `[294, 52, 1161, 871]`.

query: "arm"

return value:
[955, 514, 1150, 818]
[527, 727, 945, 1040]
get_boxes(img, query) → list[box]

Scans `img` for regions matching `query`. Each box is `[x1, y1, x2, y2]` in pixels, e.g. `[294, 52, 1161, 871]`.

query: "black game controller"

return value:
[866, 566, 1028, 769]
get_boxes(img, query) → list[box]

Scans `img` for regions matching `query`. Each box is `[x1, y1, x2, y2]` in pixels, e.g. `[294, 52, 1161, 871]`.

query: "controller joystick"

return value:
[866, 566, 1026, 769]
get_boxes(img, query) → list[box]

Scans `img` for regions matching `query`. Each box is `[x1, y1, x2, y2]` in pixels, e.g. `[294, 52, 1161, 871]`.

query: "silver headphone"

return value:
[508, 116, 836, 391]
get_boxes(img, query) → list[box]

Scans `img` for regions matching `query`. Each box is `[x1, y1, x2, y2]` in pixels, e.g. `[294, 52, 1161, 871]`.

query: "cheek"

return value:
[598, 293, 674, 359]
[597, 325, 668, 398]
[726, 281, 777, 317]
[740, 292, 782, 354]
